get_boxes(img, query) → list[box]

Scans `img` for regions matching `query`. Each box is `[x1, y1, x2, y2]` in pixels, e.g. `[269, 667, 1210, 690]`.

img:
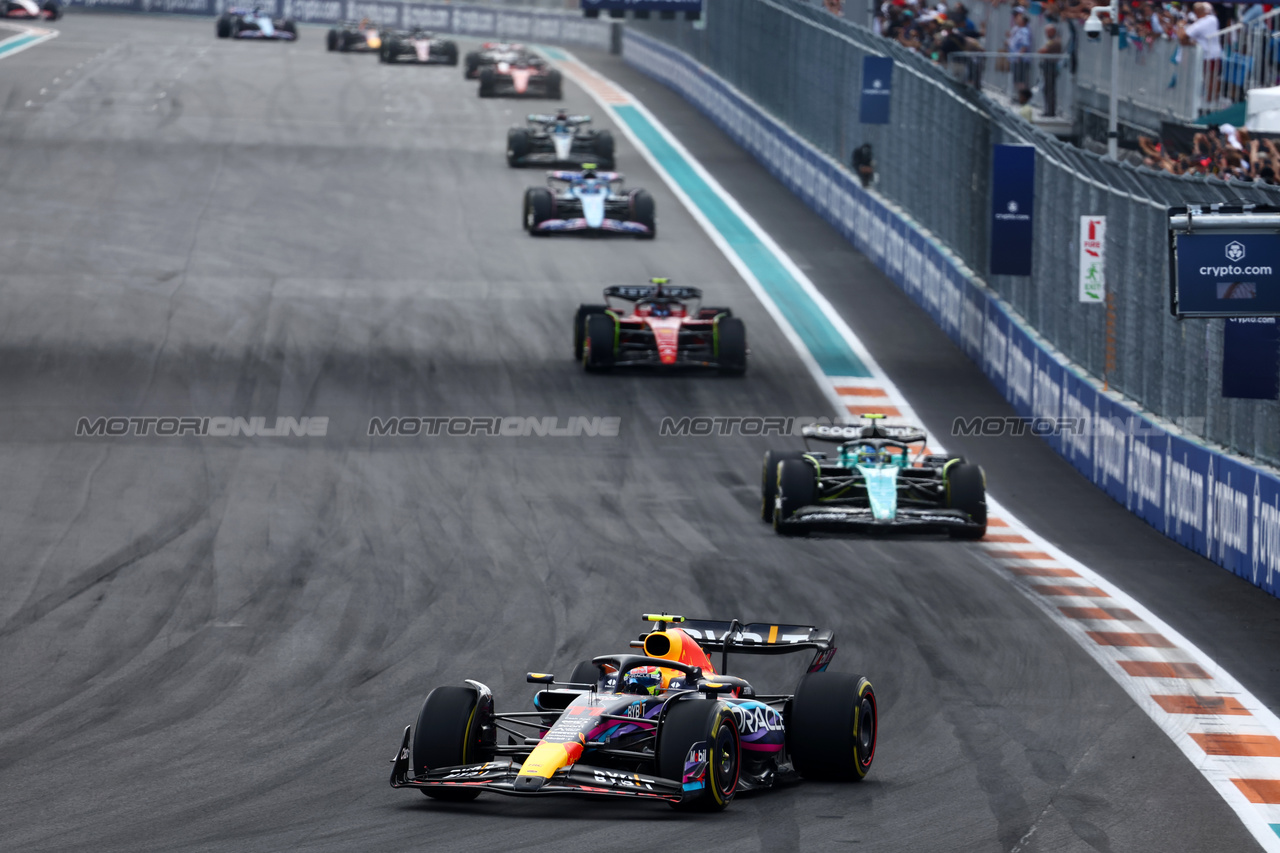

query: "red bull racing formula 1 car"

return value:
[574, 279, 747, 374]
[389, 614, 877, 809]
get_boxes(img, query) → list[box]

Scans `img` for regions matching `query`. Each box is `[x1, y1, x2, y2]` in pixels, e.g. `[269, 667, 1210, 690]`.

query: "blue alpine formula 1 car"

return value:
[390, 614, 876, 809]
[522, 165, 655, 238]
[216, 6, 297, 40]
[764, 414, 988, 538]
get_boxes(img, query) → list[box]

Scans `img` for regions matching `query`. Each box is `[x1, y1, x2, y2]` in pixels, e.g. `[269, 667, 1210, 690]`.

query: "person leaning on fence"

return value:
[1039, 24, 1063, 117]
[1178, 3, 1223, 110]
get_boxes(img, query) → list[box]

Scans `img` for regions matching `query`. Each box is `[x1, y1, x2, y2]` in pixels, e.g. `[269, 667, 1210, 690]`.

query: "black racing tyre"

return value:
[583, 313, 616, 373]
[630, 189, 656, 239]
[507, 128, 531, 167]
[41, 0, 60, 20]
[945, 461, 987, 539]
[715, 316, 747, 376]
[464, 51, 481, 78]
[574, 304, 609, 360]
[326, 28, 339, 51]
[657, 700, 740, 810]
[567, 660, 603, 689]
[545, 68, 563, 100]
[524, 187, 554, 233]
[216, 16, 232, 38]
[412, 686, 485, 801]
[774, 457, 818, 534]
[593, 129, 615, 166]
[379, 41, 394, 62]
[281, 20, 296, 37]
[761, 450, 808, 522]
[478, 68, 496, 98]
[442, 42, 459, 65]
[788, 672, 877, 781]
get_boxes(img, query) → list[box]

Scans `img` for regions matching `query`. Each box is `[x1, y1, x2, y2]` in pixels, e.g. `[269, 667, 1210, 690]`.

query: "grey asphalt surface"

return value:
[0, 14, 1270, 853]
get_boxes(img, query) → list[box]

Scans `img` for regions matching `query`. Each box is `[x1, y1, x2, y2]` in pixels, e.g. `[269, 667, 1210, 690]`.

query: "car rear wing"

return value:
[801, 422, 928, 445]
[677, 618, 836, 674]
[604, 285, 702, 301]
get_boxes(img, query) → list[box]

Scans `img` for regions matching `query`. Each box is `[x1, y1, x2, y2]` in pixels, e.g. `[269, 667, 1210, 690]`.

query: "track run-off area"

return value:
[1, 13, 1278, 853]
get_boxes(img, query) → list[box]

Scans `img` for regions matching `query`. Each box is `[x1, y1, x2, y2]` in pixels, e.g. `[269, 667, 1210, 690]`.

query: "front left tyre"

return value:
[630, 189, 656, 239]
[945, 461, 987, 539]
[774, 457, 818, 533]
[216, 15, 231, 38]
[507, 128, 531, 167]
[326, 28, 340, 51]
[761, 450, 808, 522]
[412, 686, 488, 801]
[657, 700, 740, 810]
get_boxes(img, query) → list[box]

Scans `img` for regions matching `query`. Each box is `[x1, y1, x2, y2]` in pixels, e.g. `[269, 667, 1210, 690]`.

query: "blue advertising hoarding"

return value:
[1174, 232, 1280, 316]
[859, 56, 893, 125]
[1222, 317, 1280, 399]
[990, 144, 1035, 276]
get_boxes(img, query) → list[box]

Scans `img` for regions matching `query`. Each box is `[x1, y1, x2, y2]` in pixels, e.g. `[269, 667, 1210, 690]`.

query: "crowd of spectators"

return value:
[1137, 124, 1280, 182]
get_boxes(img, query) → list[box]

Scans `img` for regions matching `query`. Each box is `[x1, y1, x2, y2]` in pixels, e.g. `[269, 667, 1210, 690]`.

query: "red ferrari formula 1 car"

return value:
[574, 279, 747, 375]
[5, 0, 59, 20]
[389, 613, 877, 810]
[477, 49, 562, 99]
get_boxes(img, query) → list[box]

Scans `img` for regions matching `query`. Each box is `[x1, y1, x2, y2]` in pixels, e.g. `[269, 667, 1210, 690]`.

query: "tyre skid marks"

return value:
[551, 46, 1280, 850]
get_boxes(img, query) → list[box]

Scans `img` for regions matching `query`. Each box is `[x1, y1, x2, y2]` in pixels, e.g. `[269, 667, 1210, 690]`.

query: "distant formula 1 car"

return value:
[575, 279, 746, 375]
[326, 19, 382, 52]
[379, 29, 458, 65]
[507, 109, 615, 170]
[763, 415, 987, 538]
[478, 52, 562, 99]
[4, 0, 59, 20]
[524, 166, 654, 238]
[389, 613, 877, 809]
[463, 41, 524, 79]
[215, 6, 297, 40]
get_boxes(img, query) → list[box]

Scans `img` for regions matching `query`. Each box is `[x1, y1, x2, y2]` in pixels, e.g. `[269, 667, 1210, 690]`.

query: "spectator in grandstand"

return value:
[1179, 3, 1223, 107]
[1039, 24, 1063, 117]
[1006, 11, 1033, 90]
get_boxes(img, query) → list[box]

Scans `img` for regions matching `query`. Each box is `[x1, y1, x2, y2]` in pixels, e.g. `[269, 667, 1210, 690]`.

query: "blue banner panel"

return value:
[859, 56, 893, 125]
[581, 0, 702, 12]
[1175, 233, 1280, 316]
[990, 144, 1035, 276]
[1222, 318, 1280, 399]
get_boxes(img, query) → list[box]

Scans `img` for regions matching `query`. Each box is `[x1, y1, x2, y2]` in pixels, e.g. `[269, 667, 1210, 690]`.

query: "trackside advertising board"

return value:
[624, 29, 1280, 599]
[59, 0, 612, 47]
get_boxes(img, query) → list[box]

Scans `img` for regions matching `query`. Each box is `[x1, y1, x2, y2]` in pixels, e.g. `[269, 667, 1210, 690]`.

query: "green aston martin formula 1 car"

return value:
[763, 414, 987, 538]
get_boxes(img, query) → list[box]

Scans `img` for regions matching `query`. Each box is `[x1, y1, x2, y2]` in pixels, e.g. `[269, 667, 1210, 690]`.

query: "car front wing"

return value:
[388, 727, 681, 802]
[777, 505, 981, 534]
[533, 218, 650, 235]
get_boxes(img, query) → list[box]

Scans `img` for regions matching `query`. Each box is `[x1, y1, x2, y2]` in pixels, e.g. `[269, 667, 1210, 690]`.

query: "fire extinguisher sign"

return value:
[1079, 216, 1106, 302]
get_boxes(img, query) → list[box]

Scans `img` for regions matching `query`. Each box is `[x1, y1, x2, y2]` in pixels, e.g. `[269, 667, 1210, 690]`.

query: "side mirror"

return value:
[526, 672, 555, 684]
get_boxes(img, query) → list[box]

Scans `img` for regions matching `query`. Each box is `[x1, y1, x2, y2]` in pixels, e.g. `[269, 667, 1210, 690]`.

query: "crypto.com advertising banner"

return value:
[1174, 232, 1280, 317]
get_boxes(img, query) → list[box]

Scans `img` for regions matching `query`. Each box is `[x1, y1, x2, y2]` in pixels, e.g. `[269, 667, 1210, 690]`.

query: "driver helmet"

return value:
[623, 666, 663, 695]
[649, 302, 672, 318]
[360, 16, 372, 29]
[580, 167, 598, 180]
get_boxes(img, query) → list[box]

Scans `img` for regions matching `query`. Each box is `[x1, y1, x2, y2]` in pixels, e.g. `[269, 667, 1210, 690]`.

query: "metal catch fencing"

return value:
[630, 0, 1280, 466]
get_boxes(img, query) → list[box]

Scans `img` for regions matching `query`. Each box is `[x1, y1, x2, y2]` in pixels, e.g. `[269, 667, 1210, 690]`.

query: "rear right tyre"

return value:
[478, 68, 496, 98]
[715, 316, 747, 376]
[945, 461, 987, 539]
[629, 189, 656, 239]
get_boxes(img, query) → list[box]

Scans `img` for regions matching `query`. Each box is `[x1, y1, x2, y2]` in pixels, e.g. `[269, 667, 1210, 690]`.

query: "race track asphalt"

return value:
[0, 14, 1271, 852]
